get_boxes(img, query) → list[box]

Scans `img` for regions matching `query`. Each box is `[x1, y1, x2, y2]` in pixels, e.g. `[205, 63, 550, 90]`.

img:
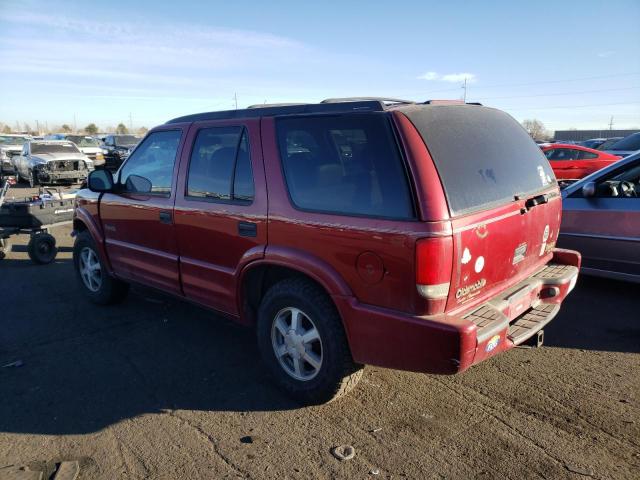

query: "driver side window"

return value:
[119, 130, 182, 196]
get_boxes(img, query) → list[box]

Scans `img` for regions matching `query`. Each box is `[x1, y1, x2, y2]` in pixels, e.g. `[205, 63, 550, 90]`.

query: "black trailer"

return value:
[0, 181, 74, 263]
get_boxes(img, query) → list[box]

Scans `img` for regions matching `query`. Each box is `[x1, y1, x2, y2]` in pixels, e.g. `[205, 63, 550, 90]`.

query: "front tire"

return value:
[73, 231, 129, 304]
[28, 169, 37, 188]
[257, 278, 363, 405]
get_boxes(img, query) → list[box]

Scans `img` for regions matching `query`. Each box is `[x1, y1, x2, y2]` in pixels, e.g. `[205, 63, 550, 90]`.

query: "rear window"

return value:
[276, 114, 414, 219]
[609, 133, 640, 151]
[403, 105, 556, 216]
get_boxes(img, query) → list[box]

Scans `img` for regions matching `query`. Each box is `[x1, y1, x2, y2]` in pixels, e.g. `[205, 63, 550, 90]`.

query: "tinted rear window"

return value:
[276, 114, 414, 219]
[609, 133, 640, 151]
[403, 105, 556, 216]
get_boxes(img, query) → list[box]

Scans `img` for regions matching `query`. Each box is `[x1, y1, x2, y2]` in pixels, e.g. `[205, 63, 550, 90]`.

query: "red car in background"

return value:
[542, 144, 621, 184]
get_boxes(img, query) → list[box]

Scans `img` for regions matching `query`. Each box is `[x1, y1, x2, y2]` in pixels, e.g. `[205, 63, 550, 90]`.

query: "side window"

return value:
[119, 130, 181, 195]
[276, 114, 414, 219]
[546, 148, 579, 161]
[578, 151, 598, 160]
[186, 127, 254, 203]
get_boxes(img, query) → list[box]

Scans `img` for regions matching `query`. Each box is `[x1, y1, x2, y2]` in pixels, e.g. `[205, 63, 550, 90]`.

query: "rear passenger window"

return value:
[578, 151, 598, 160]
[276, 114, 414, 219]
[545, 148, 579, 161]
[186, 127, 254, 203]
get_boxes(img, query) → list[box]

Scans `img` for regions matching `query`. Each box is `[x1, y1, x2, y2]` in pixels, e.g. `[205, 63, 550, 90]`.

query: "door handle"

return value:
[159, 210, 172, 224]
[238, 221, 257, 237]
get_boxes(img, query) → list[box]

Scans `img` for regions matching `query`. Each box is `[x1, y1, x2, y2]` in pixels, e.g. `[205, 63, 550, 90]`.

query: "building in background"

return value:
[554, 129, 638, 142]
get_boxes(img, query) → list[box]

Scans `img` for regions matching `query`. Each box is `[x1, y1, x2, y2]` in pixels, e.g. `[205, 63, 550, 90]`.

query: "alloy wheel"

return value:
[271, 307, 323, 381]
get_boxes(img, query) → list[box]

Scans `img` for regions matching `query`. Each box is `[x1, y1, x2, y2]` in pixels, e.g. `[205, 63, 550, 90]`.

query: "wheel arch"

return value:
[237, 248, 353, 328]
[73, 209, 114, 274]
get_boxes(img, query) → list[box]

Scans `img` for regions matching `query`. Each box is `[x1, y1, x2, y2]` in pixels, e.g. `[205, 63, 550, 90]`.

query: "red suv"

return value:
[73, 98, 580, 404]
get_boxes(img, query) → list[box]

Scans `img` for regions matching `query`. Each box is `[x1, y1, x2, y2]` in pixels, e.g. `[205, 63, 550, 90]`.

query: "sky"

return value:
[1, 0, 639, 133]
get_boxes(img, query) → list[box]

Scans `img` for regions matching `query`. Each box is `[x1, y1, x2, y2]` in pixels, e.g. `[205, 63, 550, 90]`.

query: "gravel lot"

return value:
[1, 185, 638, 479]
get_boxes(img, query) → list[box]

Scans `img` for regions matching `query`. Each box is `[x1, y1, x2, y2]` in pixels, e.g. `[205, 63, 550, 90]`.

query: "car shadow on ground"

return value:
[544, 275, 639, 353]
[0, 257, 297, 436]
[0, 257, 637, 435]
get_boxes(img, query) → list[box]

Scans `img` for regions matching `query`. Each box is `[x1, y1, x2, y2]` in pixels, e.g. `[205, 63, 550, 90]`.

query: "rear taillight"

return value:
[416, 237, 453, 302]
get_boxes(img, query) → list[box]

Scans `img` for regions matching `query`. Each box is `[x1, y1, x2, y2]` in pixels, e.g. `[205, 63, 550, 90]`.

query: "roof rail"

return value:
[247, 102, 309, 109]
[423, 100, 483, 106]
[321, 97, 415, 105]
[165, 100, 386, 124]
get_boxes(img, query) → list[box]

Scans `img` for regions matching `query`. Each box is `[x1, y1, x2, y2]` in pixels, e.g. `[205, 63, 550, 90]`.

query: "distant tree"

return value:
[61, 124, 72, 133]
[116, 123, 129, 134]
[137, 126, 148, 135]
[84, 123, 99, 135]
[1, 125, 11, 134]
[521, 119, 549, 141]
[23, 123, 32, 134]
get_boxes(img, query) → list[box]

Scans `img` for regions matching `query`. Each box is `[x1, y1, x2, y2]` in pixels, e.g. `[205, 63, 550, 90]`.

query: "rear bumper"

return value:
[337, 248, 581, 375]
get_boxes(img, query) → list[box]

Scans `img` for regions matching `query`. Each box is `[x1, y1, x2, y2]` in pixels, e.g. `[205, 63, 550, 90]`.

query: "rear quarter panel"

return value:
[260, 116, 449, 314]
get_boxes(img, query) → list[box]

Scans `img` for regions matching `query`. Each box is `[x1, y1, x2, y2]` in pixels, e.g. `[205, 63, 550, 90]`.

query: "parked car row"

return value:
[0, 133, 143, 185]
[538, 131, 640, 188]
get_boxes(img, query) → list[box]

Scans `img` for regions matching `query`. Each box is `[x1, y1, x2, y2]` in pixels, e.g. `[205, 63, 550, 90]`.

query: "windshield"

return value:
[608, 133, 640, 151]
[403, 105, 556, 216]
[31, 143, 80, 155]
[115, 135, 140, 146]
[597, 138, 622, 150]
[66, 135, 100, 147]
[0, 136, 29, 146]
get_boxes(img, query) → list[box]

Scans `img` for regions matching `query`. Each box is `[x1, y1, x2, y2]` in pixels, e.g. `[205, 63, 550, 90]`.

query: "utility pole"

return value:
[73, 113, 77, 133]
[462, 77, 468, 103]
[234, 92, 238, 110]
[35, 120, 40, 134]
[129, 112, 133, 132]
[608, 116, 614, 130]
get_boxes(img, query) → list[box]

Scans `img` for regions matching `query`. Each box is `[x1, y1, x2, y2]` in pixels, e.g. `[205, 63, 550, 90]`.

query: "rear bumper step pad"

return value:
[464, 262, 577, 345]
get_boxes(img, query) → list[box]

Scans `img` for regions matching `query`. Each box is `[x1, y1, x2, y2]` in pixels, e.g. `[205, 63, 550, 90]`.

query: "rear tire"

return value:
[257, 277, 363, 405]
[73, 230, 129, 304]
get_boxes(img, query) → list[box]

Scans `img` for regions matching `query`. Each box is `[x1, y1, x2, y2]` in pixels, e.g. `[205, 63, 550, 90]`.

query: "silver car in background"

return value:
[13, 140, 94, 187]
[44, 133, 106, 167]
[0, 134, 31, 180]
[558, 151, 640, 283]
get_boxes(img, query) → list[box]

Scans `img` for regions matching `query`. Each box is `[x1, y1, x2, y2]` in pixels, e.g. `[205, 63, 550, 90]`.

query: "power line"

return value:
[401, 71, 640, 96]
[476, 86, 640, 101]
[504, 101, 640, 111]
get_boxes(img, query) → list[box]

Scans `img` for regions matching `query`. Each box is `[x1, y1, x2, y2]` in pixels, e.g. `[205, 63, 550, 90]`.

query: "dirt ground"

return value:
[0, 185, 638, 479]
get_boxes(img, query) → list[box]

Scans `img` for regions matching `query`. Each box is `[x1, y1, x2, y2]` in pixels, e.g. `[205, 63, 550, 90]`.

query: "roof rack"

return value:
[247, 103, 309, 109]
[423, 100, 483, 106]
[165, 100, 387, 124]
[321, 97, 415, 105]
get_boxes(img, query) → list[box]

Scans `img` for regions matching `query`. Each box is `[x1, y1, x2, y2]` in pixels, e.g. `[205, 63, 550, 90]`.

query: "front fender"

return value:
[73, 206, 114, 275]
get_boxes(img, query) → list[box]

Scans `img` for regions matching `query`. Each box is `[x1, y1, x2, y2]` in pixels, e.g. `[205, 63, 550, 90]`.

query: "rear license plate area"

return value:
[505, 285, 534, 320]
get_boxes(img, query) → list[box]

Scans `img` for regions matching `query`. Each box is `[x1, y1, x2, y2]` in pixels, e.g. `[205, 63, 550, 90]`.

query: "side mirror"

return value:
[88, 169, 114, 192]
[582, 181, 596, 198]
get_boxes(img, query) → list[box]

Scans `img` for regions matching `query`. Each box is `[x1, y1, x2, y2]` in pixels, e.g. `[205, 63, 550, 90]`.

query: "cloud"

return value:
[417, 71, 439, 80]
[597, 51, 616, 58]
[0, 10, 312, 91]
[417, 71, 477, 83]
[441, 73, 476, 83]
